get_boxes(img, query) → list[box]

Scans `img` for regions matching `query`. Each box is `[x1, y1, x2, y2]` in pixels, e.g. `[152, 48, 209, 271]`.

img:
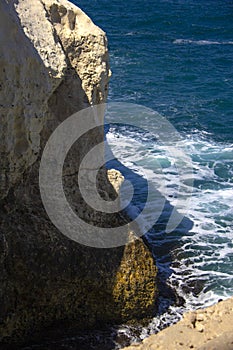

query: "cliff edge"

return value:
[123, 296, 233, 350]
[0, 0, 157, 346]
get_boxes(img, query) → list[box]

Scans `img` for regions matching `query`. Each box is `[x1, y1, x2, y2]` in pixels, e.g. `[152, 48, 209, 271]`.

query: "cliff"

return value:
[0, 0, 157, 346]
[0, 0, 109, 199]
[123, 296, 233, 350]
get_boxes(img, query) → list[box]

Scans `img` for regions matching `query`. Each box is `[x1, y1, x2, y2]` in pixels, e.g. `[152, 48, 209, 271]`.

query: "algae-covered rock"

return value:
[0, 0, 157, 345]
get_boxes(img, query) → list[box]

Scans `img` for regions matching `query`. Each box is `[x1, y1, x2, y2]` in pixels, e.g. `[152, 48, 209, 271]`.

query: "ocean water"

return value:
[23, 0, 233, 348]
[76, 0, 233, 347]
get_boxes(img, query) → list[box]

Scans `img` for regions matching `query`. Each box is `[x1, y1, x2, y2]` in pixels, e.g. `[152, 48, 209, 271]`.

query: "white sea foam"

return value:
[106, 124, 233, 334]
[173, 39, 233, 45]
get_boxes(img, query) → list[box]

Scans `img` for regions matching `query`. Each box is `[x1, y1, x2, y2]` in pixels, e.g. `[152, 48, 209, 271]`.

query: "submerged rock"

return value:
[0, 0, 157, 346]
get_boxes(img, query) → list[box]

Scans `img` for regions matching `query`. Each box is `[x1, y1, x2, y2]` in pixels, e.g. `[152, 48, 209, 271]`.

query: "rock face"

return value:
[0, 0, 157, 346]
[123, 296, 233, 350]
[0, 0, 109, 199]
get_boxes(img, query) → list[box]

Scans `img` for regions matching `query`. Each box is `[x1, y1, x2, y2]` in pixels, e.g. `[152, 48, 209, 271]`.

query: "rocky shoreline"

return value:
[123, 296, 233, 350]
[0, 0, 157, 346]
[1, 0, 232, 349]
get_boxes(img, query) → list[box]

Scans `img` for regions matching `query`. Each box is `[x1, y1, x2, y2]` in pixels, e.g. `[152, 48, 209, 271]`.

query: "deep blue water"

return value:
[26, 1, 232, 348]
[75, 0, 233, 142]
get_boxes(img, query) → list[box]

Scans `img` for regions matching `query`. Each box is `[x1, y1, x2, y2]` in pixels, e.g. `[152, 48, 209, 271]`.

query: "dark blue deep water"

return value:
[75, 0, 233, 142]
[24, 1, 233, 349]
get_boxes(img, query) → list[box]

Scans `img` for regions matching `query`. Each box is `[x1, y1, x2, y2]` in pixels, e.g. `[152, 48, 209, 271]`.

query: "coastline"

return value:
[122, 296, 233, 350]
[0, 0, 157, 346]
[1, 0, 232, 348]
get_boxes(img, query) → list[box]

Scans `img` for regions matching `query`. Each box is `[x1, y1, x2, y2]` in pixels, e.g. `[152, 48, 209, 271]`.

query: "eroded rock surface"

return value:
[123, 297, 233, 350]
[0, 0, 157, 345]
[0, 0, 109, 200]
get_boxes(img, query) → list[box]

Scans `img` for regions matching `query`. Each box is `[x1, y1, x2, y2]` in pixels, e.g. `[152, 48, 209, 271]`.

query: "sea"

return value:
[23, 0, 233, 349]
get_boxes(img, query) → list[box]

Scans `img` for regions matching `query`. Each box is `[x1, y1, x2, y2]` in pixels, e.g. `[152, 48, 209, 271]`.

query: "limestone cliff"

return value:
[0, 0, 157, 346]
[123, 296, 233, 350]
[0, 0, 109, 199]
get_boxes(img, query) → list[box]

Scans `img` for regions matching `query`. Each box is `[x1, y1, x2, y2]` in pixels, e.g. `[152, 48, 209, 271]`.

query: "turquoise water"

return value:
[25, 1, 232, 348]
